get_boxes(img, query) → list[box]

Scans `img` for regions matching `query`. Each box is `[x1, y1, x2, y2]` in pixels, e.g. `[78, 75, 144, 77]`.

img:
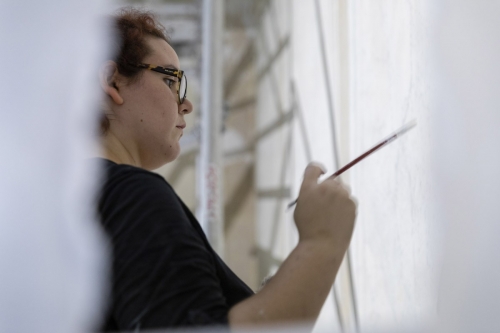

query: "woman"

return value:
[97, 8, 356, 331]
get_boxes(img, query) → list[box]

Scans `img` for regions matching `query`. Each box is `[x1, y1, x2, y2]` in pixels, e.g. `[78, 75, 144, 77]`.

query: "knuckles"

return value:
[298, 179, 357, 217]
[317, 180, 350, 200]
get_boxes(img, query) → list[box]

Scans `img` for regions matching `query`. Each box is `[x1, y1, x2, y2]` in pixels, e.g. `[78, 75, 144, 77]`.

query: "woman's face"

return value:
[113, 36, 193, 170]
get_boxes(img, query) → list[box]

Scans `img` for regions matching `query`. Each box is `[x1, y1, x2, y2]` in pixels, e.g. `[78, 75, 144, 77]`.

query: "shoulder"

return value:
[96, 159, 187, 230]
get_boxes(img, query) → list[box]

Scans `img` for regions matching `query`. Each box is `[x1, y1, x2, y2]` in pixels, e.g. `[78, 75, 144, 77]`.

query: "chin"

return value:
[164, 145, 181, 164]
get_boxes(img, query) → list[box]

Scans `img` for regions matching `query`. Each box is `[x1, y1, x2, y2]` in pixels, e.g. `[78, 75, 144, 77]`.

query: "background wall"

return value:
[348, 0, 438, 331]
[255, 0, 440, 331]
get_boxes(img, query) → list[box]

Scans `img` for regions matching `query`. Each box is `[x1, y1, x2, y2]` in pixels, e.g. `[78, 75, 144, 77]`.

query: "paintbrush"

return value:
[287, 119, 417, 208]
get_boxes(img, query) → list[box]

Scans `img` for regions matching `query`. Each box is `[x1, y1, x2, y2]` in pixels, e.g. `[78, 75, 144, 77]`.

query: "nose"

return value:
[179, 97, 193, 115]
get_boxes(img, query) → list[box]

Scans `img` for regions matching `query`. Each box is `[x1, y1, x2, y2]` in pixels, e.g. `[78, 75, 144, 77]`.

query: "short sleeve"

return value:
[99, 170, 231, 330]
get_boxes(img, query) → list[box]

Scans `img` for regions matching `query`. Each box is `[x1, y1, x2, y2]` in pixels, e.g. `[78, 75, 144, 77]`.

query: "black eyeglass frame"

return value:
[135, 63, 187, 104]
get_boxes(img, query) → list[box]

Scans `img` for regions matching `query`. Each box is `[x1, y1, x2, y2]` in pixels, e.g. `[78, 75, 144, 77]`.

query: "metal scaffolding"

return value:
[197, 0, 225, 256]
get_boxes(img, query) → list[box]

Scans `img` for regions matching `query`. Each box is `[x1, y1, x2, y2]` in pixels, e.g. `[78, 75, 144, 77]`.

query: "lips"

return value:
[176, 124, 186, 129]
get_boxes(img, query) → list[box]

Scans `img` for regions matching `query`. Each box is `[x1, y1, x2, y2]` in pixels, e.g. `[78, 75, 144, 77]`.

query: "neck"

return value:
[98, 131, 141, 168]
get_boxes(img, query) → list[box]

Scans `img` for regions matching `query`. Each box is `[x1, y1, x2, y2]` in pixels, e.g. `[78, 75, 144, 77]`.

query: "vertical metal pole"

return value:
[197, 0, 225, 257]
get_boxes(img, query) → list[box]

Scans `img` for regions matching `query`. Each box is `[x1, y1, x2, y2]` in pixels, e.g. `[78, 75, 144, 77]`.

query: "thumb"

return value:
[301, 162, 326, 191]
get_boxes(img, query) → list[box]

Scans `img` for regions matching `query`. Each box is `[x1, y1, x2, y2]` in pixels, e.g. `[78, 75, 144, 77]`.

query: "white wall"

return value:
[348, 0, 438, 331]
[256, 0, 440, 331]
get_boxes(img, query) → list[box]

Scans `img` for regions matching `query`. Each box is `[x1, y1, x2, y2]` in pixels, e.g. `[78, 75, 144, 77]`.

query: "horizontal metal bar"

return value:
[256, 35, 290, 82]
[224, 41, 256, 99]
[257, 187, 291, 198]
[227, 96, 257, 113]
[224, 108, 294, 157]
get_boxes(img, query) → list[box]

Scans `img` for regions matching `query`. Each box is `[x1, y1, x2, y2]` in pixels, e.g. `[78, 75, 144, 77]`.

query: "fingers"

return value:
[294, 162, 358, 246]
[300, 162, 355, 203]
[301, 162, 326, 188]
[318, 175, 355, 210]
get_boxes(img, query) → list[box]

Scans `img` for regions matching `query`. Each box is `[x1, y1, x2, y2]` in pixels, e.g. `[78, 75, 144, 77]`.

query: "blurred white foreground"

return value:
[0, 0, 109, 332]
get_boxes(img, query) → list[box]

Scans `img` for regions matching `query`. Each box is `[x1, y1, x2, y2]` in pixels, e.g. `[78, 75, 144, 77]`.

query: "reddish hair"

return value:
[101, 8, 170, 134]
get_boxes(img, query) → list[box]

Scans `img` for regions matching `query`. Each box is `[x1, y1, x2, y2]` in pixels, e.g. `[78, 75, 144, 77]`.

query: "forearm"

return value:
[228, 239, 345, 327]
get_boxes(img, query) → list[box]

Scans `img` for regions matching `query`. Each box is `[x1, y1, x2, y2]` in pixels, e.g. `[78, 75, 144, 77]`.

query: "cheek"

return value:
[150, 86, 178, 121]
[130, 82, 178, 136]
[160, 105, 180, 133]
[142, 88, 175, 123]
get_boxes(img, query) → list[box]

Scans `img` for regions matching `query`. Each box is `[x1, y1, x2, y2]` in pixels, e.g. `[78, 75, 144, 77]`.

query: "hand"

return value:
[293, 162, 357, 251]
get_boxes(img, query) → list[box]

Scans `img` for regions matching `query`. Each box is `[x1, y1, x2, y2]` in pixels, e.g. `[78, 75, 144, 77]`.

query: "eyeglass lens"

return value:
[179, 74, 187, 103]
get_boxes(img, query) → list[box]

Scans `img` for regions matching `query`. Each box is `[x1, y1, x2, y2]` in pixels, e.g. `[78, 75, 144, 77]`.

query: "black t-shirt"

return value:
[96, 159, 254, 331]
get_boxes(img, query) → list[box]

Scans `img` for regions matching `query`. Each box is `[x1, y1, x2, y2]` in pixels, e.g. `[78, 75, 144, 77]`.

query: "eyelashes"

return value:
[163, 78, 176, 88]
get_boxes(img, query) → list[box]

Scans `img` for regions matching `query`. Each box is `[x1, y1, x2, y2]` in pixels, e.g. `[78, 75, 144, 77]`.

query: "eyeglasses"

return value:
[135, 63, 187, 104]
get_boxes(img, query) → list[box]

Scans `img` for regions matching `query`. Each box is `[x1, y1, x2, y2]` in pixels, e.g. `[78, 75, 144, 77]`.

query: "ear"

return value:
[99, 61, 124, 105]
